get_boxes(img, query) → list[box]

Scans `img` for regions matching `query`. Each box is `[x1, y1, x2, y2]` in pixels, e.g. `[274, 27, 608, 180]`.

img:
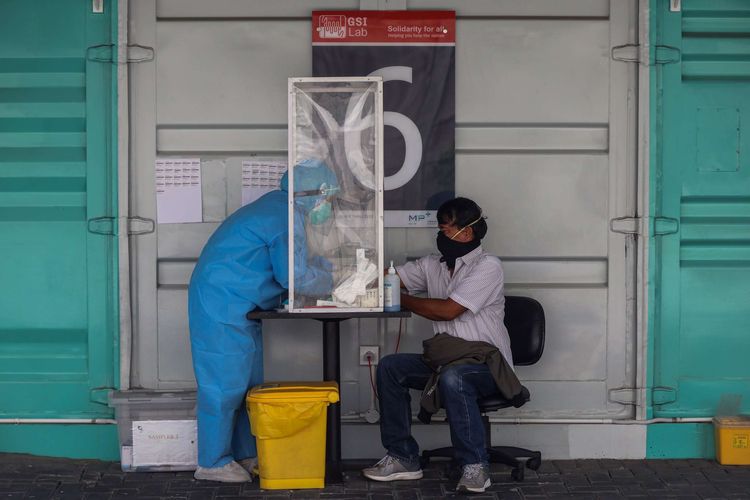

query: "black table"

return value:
[246, 309, 411, 482]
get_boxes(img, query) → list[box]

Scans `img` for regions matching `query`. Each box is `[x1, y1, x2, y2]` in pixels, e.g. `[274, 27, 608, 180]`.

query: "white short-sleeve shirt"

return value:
[397, 246, 513, 369]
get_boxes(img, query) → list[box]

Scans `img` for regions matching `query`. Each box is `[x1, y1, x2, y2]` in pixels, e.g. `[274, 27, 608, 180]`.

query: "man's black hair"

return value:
[436, 197, 487, 240]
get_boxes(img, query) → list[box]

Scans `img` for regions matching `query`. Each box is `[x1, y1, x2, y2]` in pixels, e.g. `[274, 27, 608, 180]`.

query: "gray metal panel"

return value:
[157, 0, 361, 19]
[456, 19, 611, 124]
[604, 0, 638, 419]
[413, 1, 610, 18]
[459, 154, 609, 257]
[158, 125, 609, 154]
[130, 0, 158, 389]
[513, 289, 607, 383]
[156, 0, 609, 19]
[128, 0, 640, 435]
[118, 0, 133, 390]
[635, 0, 651, 421]
[158, 129, 287, 155]
[156, 288, 193, 383]
[157, 20, 310, 125]
[456, 126, 608, 153]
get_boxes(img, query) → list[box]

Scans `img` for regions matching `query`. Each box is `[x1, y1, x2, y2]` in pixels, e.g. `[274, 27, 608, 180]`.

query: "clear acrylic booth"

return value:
[287, 77, 384, 313]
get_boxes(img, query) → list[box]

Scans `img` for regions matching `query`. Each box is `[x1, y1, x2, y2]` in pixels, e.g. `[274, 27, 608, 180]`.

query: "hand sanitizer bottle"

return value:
[384, 260, 401, 312]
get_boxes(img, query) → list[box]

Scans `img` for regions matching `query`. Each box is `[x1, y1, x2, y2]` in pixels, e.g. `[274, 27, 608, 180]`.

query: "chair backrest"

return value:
[503, 296, 545, 366]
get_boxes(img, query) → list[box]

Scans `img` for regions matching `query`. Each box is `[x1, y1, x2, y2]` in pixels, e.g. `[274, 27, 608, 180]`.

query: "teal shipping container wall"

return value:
[647, 0, 750, 457]
[0, 0, 119, 458]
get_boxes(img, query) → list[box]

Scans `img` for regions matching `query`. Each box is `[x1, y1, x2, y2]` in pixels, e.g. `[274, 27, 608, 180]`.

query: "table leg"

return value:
[322, 319, 342, 483]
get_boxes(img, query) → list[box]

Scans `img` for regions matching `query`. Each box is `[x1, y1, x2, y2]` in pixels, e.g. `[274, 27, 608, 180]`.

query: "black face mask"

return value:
[436, 232, 480, 269]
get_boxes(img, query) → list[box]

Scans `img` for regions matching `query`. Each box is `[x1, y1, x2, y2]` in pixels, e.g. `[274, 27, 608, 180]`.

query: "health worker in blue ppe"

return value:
[188, 159, 339, 483]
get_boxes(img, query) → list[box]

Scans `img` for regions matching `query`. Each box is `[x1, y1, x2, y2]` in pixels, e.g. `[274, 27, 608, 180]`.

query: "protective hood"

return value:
[280, 158, 339, 213]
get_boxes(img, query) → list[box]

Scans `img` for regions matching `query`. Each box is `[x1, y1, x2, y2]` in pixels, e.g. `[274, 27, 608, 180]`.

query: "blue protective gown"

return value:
[188, 164, 335, 468]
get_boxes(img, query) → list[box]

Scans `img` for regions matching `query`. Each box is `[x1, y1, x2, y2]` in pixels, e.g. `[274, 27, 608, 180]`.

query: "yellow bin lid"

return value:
[714, 415, 750, 427]
[247, 381, 339, 404]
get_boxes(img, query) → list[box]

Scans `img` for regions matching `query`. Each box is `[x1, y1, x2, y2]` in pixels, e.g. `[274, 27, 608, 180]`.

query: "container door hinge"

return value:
[608, 387, 637, 406]
[652, 386, 678, 406]
[610, 216, 679, 236]
[87, 44, 155, 64]
[90, 387, 115, 405]
[611, 44, 643, 64]
[652, 217, 679, 236]
[87, 216, 115, 235]
[611, 44, 680, 65]
[670, 0, 681, 12]
[126, 216, 156, 235]
[88, 216, 155, 236]
[610, 216, 642, 235]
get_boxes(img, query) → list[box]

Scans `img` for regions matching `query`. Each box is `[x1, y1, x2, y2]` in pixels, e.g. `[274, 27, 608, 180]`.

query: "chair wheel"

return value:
[526, 455, 541, 470]
[511, 466, 524, 481]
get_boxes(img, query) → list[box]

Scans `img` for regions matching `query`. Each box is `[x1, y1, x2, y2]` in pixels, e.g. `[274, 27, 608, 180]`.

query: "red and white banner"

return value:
[313, 10, 455, 45]
[313, 11, 455, 227]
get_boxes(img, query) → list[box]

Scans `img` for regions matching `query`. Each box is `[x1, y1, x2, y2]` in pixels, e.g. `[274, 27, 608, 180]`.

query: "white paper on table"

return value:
[131, 420, 197, 467]
[155, 158, 202, 224]
[241, 158, 287, 207]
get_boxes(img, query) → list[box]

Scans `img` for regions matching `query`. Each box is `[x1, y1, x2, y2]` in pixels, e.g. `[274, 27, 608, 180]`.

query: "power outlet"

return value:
[359, 345, 380, 366]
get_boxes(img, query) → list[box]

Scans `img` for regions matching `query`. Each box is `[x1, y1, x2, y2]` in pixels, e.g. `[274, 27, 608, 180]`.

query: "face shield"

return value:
[295, 183, 340, 225]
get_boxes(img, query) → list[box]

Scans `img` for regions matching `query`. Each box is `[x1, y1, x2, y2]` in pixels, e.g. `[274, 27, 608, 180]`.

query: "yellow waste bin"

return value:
[246, 381, 339, 489]
[714, 416, 750, 465]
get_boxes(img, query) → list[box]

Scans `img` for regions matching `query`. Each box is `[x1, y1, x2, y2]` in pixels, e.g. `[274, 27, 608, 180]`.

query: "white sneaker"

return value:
[238, 456, 258, 477]
[194, 460, 252, 483]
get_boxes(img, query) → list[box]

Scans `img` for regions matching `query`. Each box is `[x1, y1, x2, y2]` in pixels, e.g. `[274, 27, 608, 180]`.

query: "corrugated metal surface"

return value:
[681, 3, 750, 80]
[650, 0, 750, 420]
[128, 0, 640, 457]
[0, 0, 117, 418]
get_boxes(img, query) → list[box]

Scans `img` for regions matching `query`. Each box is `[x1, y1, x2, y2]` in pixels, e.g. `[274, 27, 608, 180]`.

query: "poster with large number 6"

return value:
[313, 10, 455, 227]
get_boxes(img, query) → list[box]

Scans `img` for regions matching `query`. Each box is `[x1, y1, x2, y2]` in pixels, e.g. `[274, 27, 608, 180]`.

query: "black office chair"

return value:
[421, 295, 545, 481]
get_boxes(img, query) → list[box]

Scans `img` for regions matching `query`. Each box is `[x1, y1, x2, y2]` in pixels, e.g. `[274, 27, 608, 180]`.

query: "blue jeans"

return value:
[376, 353, 499, 467]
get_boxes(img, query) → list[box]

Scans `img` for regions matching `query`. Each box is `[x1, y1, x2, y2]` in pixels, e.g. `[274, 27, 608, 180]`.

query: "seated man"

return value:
[362, 197, 520, 494]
